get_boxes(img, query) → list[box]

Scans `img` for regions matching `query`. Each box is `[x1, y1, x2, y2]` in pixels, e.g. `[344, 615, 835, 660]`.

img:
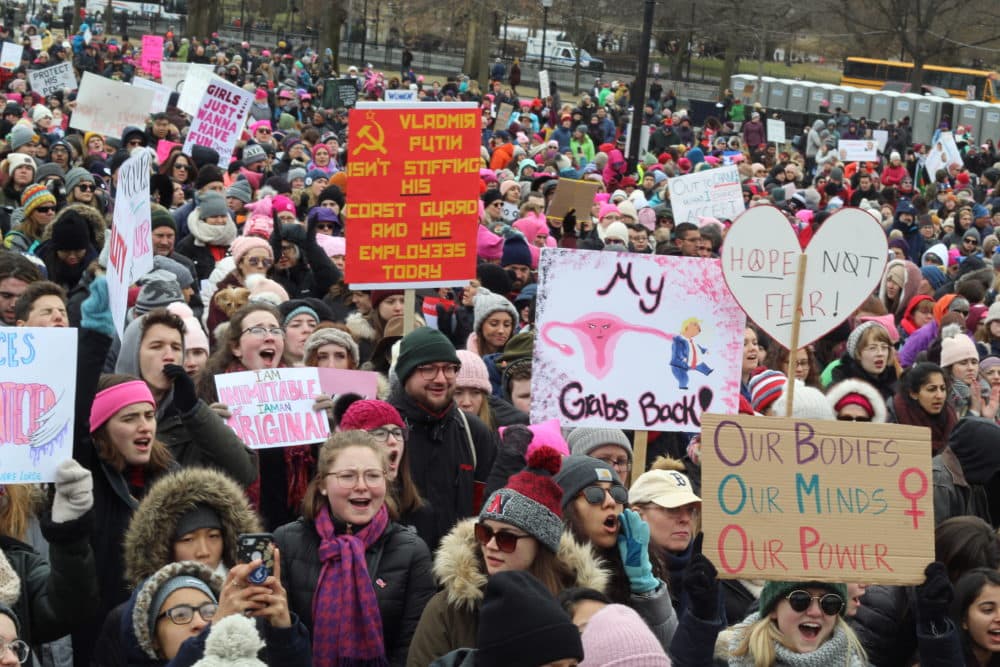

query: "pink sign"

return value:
[317, 368, 380, 400]
[141, 35, 164, 78]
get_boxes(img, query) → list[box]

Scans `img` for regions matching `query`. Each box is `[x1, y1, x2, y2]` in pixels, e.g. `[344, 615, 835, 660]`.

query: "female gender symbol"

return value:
[898, 467, 928, 529]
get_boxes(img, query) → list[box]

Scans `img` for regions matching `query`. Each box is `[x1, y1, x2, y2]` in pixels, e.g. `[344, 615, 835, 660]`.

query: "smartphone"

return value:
[237, 533, 275, 585]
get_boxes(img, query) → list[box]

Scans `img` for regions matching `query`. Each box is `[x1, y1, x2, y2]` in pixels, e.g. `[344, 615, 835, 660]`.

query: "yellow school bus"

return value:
[842, 57, 998, 102]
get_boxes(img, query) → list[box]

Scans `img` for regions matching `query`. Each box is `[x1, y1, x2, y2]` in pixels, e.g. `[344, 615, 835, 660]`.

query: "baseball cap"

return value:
[628, 469, 702, 508]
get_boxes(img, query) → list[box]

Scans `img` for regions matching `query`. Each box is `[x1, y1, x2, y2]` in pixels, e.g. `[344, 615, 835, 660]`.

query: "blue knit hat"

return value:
[501, 235, 532, 268]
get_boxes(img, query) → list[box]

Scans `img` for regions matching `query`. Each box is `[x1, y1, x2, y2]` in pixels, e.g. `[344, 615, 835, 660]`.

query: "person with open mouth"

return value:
[827, 321, 899, 403]
[953, 567, 1000, 666]
[728, 580, 868, 664]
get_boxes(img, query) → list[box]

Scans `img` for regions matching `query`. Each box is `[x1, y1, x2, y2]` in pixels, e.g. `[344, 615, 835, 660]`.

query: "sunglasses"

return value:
[785, 590, 845, 616]
[76, 184, 95, 192]
[580, 484, 628, 505]
[34, 206, 55, 213]
[174, 163, 190, 170]
[257, 128, 272, 134]
[836, 415, 871, 422]
[474, 522, 532, 553]
[316, 223, 335, 230]
[246, 257, 273, 268]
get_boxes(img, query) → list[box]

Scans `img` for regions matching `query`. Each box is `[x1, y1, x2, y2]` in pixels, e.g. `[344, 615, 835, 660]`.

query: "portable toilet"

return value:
[953, 100, 984, 145]
[980, 104, 1000, 145]
[806, 83, 833, 114]
[870, 91, 896, 124]
[848, 87, 872, 119]
[731, 74, 756, 103]
[892, 93, 919, 125]
[828, 87, 850, 112]
[767, 79, 789, 111]
[787, 79, 808, 113]
[757, 76, 777, 106]
[912, 96, 943, 145]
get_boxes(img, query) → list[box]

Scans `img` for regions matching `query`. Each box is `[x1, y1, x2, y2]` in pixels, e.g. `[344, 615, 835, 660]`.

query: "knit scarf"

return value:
[188, 212, 237, 247]
[727, 613, 867, 667]
[892, 393, 957, 454]
[312, 504, 389, 667]
[0, 548, 21, 605]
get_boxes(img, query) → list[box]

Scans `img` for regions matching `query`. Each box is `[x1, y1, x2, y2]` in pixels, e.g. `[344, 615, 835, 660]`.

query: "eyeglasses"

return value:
[416, 363, 461, 380]
[837, 414, 872, 422]
[257, 128, 272, 134]
[157, 602, 219, 625]
[474, 522, 532, 553]
[490, 202, 502, 208]
[0, 638, 29, 663]
[580, 484, 628, 505]
[964, 238, 977, 245]
[240, 325, 284, 338]
[280, 244, 297, 255]
[127, 139, 145, 147]
[34, 206, 55, 213]
[174, 163, 190, 171]
[785, 590, 845, 616]
[316, 223, 335, 230]
[245, 257, 273, 268]
[368, 426, 406, 443]
[326, 468, 386, 488]
[76, 184, 95, 192]
[594, 456, 631, 472]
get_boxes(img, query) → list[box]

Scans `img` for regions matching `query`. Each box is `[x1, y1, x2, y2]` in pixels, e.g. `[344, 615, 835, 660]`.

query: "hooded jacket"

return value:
[35, 203, 106, 291]
[879, 259, 922, 323]
[406, 519, 609, 667]
[933, 417, 1000, 528]
[892, 200, 922, 264]
[115, 313, 258, 487]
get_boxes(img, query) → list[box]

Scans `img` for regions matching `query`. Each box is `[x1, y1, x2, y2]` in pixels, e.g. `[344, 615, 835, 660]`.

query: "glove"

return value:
[80, 276, 115, 337]
[617, 508, 658, 594]
[685, 552, 720, 620]
[163, 364, 199, 413]
[52, 459, 93, 523]
[916, 561, 953, 623]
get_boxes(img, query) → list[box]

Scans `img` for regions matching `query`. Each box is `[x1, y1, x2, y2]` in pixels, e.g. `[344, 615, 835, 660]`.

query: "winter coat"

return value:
[175, 233, 224, 281]
[0, 513, 99, 656]
[389, 391, 498, 552]
[406, 519, 609, 667]
[275, 516, 435, 666]
[850, 584, 917, 667]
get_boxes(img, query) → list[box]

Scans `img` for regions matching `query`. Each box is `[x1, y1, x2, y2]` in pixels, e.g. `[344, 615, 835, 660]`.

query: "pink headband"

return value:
[89, 381, 156, 433]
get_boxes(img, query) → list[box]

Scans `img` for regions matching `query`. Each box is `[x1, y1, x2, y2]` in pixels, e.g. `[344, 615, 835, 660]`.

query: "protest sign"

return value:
[701, 414, 934, 585]
[344, 102, 480, 289]
[323, 78, 359, 109]
[720, 206, 887, 351]
[317, 368, 380, 401]
[106, 150, 154, 336]
[0, 328, 77, 484]
[495, 103, 514, 129]
[873, 129, 889, 153]
[532, 248, 744, 431]
[925, 131, 963, 181]
[27, 62, 77, 96]
[385, 88, 417, 102]
[667, 165, 744, 224]
[539, 70, 550, 97]
[623, 123, 651, 159]
[176, 66, 226, 116]
[546, 178, 601, 223]
[133, 77, 172, 113]
[29, 35, 42, 51]
[0, 43, 23, 70]
[140, 34, 164, 77]
[766, 118, 785, 144]
[71, 72, 154, 138]
[837, 139, 878, 162]
[215, 368, 330, 449]
[182, 79, 252, 166]
[159, 61, 213, 91]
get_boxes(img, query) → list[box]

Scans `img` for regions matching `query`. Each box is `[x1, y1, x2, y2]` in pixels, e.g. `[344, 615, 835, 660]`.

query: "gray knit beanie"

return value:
[226, 179, 253, 204]
[198, 191, 230, 219]
[479, 447, 565, 552]
[567, 427, 633, 462]
[64, 166, 95, 193]
[845, 321, 882, 360]
[242, 143, 267, 166]
[473, 288, 519, 335]
[554, 455, 623, 509]
[303, 327, 360, 368]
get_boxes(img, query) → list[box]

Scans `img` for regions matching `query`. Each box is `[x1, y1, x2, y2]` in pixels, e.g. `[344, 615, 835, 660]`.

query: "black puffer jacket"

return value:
[275, 517, 436, 666]
[849, 584, 917, 667]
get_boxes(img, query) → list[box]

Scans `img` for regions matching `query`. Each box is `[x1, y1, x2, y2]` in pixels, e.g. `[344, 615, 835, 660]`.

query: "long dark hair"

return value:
[562, 501, 631, 603]
[953, 567, 1000, 664]
[900, 362, 950, 409]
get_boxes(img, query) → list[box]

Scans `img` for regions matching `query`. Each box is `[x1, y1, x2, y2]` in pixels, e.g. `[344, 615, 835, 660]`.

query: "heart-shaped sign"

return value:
[720, 205, 888, 350]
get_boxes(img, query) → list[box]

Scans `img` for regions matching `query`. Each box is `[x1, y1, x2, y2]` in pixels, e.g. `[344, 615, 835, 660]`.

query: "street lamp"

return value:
[540, 0, 552, 72]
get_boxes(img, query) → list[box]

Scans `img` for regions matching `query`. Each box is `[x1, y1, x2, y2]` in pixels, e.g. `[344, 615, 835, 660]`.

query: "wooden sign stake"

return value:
[784, 253, 808, 417]
[403, 289, 416, 335]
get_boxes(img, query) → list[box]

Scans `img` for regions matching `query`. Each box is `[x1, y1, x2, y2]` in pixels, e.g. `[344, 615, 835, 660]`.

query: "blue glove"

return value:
[617, 508, 658, 594]
[80, 276, 115, 337]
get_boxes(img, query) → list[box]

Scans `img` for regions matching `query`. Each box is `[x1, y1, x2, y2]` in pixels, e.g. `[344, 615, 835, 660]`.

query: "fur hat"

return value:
[456, 349, 492, 394]
[473, 288, 518, 335]
[132, 561, 223, 659]
[303, 327, 360, 368]
[567, 427, 632, 463]
[480, 447, 565, 552]
[826, 378, 888, 423]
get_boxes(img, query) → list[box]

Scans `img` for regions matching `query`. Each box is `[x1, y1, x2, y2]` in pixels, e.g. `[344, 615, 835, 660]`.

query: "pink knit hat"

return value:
[477, 224, 504, 261]
[455, 350, 491, 393]
[598, 203, 620, 221]
[166, 303, 209, 351]
[230, 236, 272, 266]
[315, 233, 346, 257]
[272, 195, 296, 216]
[580, 605, 670, 666]
[242, 214, 274, 240]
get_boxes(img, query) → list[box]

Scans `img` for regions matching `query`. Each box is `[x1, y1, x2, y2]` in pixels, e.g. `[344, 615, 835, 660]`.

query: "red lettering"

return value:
[717, 524, 748, 574]
[799, 526, 820, 570]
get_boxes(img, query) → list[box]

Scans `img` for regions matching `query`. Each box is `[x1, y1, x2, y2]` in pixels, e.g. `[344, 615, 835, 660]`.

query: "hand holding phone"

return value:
[237, 533, 275, 585]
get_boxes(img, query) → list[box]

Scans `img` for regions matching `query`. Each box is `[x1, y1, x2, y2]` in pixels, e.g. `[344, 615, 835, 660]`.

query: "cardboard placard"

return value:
[539, 70, 550, 97]
[925, 131, 963, 181]
[28, 35, 42, 51]
[159, 61, 213, 92]
[766, 118, 786, 144]
[495, 102, 514, 130]
[0, 328, 77, 484]
[532, 249, 745, 431]
[132, 77, 172, 113]
[873, 129, 889, 153]
[214, 368, 330, 449]
[667, 165, 744, 224]
[323, 77, 358, 109]
[140, 34, 164, 77]
[344, 102, 481, 289]
[317, 368, 380, 400]
[701, 414, 934, 585]
[106, 150, 153, 336]
[71, 72, 154, 138]
[28, 62, 77, 96]
[720, 206, 887, 350]
[545, 177, 601, 223]
[837, 139, 878, 162]
[182, 78, 253, 166]
[0, 42, 23, 70]
[623, 123, 651, 159]
[176, 66, 226, 116]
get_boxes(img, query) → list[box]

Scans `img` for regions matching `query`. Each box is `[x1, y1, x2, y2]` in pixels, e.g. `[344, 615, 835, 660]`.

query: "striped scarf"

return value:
[312, 503, 389, 667]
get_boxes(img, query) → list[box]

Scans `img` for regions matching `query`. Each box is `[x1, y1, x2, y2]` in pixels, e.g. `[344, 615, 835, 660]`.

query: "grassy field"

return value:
[649, 56, 843, 85]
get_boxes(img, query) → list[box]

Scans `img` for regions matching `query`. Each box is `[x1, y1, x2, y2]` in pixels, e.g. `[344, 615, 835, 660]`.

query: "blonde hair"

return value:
[731, 615, 867, 667]
[0, 484, 44, 541]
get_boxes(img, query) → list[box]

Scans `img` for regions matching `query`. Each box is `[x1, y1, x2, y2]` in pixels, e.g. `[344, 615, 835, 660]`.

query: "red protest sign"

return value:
[344, 103, 480, 288]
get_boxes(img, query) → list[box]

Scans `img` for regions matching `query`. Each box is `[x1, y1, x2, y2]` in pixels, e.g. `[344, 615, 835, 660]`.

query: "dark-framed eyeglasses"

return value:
[76, 184, 95, 192]
[785, 590, 844, 616]
[474, 522, 532, 553]
[836, 415, 871, 422]
[368, 426, 406, 443]
[174, 163, 190, 171]
[415, 363, 460, 380]
[157, 602, 218, 625]
[580, 484, 628, 505]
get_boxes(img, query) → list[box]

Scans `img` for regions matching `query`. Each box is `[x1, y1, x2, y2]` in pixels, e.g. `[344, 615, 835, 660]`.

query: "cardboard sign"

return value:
[0, 328, 77, 484]
[925, 131, 963, 181]
[159, 61, 213, 91]
[29, 35, 42, 51]
[495, 103, 514, 130]
[766, 118, 785, 144]
[532, 248, 745, 431]
[0, 42, 23, 70]
[182, 78, 252, 166]
[132, 77, 172, 113]
[176, 66, 227, 116]
[720, 206, 887, 350]
[539, 70, 550, 97]
[545, 178, 601, 223]
[215, 368, 331, 449]
[71, 72, 154, 138]
[385, 88, 417, 102]
[667, 165, 744, 224]
[28, 61, 77, 97]
[701, 414, 934, 585]
[322, 77, 358, 109]
[837, 139, 878, 162]
[317, 368, 380, 400]
[140, 34, 163, 77]
[107, 150, 153, 336]
[344, 102, 481, 289]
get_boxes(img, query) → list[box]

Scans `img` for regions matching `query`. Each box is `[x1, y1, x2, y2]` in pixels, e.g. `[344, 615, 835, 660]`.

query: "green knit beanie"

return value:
[395, 327, 460, 383]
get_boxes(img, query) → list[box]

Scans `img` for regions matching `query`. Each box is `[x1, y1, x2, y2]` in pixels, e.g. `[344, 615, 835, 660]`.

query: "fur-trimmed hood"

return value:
[432, 518, 609, 613]
[39, 202, 107, 248]
[826, 378, 889, 423]
[124, 467, 262, 586]
[345, 310, 378, 343]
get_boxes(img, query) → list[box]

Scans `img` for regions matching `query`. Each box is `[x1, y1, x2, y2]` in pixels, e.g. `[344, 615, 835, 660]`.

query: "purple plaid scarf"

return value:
[312, 503, 390, 667]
